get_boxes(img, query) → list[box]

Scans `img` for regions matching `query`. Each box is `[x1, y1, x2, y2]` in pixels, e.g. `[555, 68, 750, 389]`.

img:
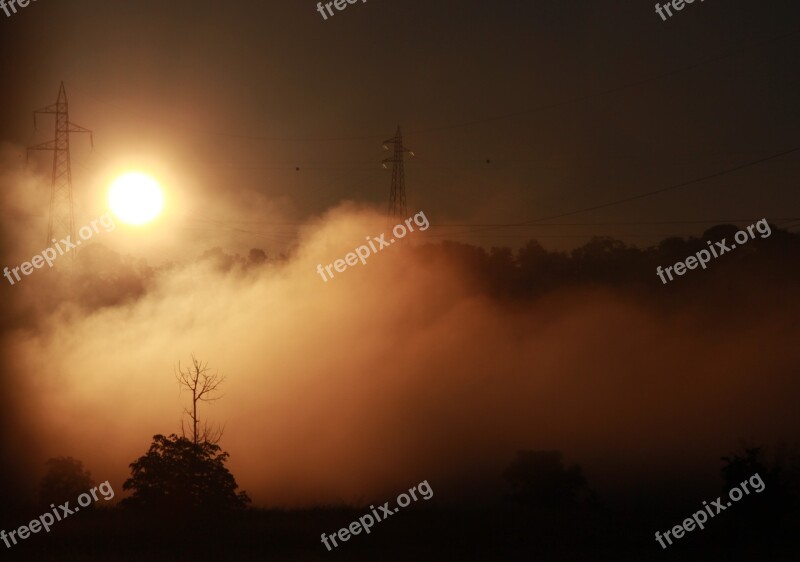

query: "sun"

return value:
[108, 172, 164, 225]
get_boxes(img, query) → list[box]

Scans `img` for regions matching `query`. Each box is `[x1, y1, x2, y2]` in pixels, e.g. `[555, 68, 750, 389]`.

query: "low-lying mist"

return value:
[2, 159, 799, 510]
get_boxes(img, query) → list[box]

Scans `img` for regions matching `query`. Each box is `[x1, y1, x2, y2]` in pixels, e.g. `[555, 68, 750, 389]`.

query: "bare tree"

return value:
[175, 355, 226, 445]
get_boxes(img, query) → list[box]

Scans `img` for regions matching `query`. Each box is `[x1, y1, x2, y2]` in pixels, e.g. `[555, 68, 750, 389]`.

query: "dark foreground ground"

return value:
[1, 503, 796, 562]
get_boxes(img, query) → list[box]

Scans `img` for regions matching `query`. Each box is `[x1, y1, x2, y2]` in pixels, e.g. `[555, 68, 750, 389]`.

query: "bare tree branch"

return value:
[175, 355, 227, 445]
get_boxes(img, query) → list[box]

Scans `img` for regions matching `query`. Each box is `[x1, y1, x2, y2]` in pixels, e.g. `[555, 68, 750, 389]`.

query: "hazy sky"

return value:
[2, 0, 799, 255]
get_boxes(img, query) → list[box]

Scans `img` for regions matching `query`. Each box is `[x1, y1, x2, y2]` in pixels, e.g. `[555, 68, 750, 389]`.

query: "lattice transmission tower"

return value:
[28, 82, 93, 248]
[382, 126, 414, 218]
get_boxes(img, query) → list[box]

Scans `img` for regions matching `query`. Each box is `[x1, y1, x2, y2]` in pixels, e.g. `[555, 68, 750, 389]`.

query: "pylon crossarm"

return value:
[27, 140, 57, 152]
[33, 103, 59, 115]
[67, 122, 93, 148]
[32, 105, 59, 130]
[66, 121, 91, 134]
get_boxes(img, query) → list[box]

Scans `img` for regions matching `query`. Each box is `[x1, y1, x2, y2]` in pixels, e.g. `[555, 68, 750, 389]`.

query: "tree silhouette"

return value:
[247, 248, 267, 265]
[503, 450, 590, 509]
[721, 445, 797, 521]
[721, 446, 768, 490]
[121, 434, 250, 513]
[175, 355, 225, 445]
[39, 456, 95, 507]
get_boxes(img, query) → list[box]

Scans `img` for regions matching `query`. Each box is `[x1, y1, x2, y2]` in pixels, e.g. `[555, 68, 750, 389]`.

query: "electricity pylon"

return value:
[382, 126, 414, 219]
[28, 82, 93, 249]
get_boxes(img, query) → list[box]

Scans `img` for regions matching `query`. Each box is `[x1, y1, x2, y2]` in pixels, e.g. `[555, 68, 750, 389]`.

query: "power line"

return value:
[423, 145, 800, 239]
[426, 218, 800, 228]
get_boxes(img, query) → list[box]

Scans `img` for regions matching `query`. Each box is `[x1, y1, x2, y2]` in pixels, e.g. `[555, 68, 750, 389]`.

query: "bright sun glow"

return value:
[108, 172, 164, 225]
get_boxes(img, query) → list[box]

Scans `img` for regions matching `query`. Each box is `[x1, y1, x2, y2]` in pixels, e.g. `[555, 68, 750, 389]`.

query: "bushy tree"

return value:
[503, 450, 590, 508]
[39, 456, 95, 506]
[122, 434, 250, 513]
[721, 446, 797, 519]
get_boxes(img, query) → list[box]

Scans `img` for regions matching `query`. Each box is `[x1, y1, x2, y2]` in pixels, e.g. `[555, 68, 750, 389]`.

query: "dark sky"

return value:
[2, 0, 799, 252]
